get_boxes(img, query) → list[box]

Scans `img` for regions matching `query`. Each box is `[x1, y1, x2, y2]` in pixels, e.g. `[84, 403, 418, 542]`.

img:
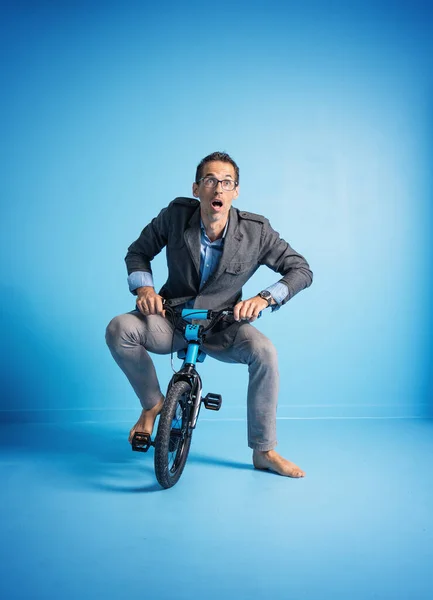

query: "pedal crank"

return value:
[202, 393, 222, 411]
[131, 432, 154, 452]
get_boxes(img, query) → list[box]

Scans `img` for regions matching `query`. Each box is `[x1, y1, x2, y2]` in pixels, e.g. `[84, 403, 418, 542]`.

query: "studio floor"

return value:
[0, 417, 432, 600]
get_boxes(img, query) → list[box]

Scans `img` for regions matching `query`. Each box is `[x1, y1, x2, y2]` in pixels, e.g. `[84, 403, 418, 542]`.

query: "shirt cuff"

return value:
[265, 282, 289, 311]
[128, 271, 154, 294]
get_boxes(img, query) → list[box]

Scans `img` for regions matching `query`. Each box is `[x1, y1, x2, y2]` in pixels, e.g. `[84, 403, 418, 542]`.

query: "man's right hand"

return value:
[135, 287, 165, 317]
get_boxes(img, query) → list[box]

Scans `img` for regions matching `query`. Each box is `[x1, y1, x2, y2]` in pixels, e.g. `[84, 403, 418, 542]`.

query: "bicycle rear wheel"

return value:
[154, 380, 193, 489]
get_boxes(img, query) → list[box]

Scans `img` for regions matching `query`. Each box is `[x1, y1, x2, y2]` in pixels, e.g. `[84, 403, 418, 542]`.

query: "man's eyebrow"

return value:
[203, 172, 234, 179]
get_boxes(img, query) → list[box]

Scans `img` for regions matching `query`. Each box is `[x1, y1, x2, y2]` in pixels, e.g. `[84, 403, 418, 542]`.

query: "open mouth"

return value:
[211, 200, 223, 209]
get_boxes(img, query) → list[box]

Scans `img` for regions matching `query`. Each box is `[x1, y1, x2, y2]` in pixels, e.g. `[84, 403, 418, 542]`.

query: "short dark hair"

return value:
[195, 151, 239, 185]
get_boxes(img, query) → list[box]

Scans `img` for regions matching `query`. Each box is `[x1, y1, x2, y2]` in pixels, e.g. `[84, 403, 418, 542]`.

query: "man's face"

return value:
[192, 161, 239, 223]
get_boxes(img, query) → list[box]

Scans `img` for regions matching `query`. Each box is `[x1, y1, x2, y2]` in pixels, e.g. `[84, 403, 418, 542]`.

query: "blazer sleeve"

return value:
[259, 218, 313, 304]
[124, 206, 171, 276]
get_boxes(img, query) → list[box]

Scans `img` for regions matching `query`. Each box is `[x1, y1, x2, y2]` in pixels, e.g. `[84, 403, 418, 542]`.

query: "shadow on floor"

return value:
[0, 422, 252, 494]
[189, 453, 252, 471]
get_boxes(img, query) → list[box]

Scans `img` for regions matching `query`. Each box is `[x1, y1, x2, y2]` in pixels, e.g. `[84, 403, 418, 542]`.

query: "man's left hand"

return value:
[234, 296, 270, 322]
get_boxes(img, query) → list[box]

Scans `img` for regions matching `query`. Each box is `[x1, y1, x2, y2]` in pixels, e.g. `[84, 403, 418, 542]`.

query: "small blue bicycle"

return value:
[131, 303, 236, 489]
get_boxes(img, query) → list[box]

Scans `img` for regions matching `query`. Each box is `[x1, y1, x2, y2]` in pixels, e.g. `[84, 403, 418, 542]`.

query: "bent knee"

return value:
[105, 314, 137, 347]
[251, 338, 278, 365]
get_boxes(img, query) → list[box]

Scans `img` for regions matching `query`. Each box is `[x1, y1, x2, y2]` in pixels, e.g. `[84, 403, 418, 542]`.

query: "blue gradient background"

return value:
[1, 0, 432, 422]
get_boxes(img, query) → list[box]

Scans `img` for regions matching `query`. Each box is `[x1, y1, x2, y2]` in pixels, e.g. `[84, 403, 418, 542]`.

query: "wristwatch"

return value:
[257, 290, 273, 307]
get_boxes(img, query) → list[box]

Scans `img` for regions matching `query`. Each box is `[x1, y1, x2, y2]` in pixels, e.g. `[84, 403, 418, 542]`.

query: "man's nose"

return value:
[214, 181, 224, 192]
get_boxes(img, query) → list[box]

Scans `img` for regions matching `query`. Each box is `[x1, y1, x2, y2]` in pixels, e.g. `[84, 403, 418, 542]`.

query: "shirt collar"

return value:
[200, 218, 229, 241]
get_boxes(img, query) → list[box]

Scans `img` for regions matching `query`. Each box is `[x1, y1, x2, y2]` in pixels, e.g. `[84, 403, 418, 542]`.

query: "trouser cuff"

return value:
[248, 440, 277, 451]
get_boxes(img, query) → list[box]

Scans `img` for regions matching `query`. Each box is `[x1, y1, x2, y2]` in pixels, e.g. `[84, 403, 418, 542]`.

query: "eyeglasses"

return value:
[198, 176, 238, 191]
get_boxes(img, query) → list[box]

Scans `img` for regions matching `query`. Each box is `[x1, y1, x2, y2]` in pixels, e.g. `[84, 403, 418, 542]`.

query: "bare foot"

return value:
[253, 449, 305, 478]
[128, 397, 164, 444]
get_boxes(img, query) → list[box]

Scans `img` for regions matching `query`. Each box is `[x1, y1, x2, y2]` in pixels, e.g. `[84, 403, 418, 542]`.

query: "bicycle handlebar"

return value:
[180, 308, 233, 321]
[181, 309, 230, 336]
[163, 301, 263, 333]
[163, 304, 233, 329]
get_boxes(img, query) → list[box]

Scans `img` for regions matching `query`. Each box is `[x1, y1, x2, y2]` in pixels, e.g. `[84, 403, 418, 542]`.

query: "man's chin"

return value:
[209, 210, 228, 221]
[200, 204, 230, 223]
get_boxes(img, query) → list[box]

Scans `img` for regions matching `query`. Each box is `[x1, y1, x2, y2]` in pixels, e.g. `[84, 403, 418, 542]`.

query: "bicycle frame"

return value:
[166, 305, 250, 429]
[169, 309, 210, 430]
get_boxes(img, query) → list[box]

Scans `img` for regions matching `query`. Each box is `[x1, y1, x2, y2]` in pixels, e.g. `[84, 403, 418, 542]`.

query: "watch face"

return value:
[259, 291, 272, 305]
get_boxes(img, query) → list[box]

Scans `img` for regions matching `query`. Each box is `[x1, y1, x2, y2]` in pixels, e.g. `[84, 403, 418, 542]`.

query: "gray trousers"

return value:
[105, 311, 279, 451]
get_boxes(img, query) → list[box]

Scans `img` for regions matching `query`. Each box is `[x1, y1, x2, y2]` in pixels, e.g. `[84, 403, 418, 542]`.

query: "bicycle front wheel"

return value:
[154, 380, 193, 489]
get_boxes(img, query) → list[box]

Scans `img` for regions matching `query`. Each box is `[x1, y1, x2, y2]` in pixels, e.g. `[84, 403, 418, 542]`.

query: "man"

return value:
[106, 151, 312, 477]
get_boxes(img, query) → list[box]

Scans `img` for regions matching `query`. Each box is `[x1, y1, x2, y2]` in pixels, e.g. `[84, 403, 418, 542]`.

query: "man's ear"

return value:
[192, 182, 199, 197]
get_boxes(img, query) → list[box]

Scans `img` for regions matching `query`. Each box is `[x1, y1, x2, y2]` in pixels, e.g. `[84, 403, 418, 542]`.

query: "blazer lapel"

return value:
[204, 207, 243, 285]
[184, 206, 201, 277]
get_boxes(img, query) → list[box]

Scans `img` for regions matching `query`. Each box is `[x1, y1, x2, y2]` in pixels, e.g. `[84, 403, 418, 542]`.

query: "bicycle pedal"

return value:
[131, 432, 154, 452]
[203, 393, 222, 411]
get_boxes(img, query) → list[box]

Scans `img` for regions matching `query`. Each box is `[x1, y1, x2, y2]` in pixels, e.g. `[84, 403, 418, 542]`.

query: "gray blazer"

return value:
[125, 197, 313, 347]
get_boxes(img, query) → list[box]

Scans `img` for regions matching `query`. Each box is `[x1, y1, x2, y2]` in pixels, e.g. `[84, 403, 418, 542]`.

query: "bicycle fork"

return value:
[175, 336, 222, 430]
[177, 367, 222, 430]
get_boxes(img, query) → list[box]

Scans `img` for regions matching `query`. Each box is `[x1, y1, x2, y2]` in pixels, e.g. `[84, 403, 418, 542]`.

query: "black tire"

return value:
[154, 380, 193, 489]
